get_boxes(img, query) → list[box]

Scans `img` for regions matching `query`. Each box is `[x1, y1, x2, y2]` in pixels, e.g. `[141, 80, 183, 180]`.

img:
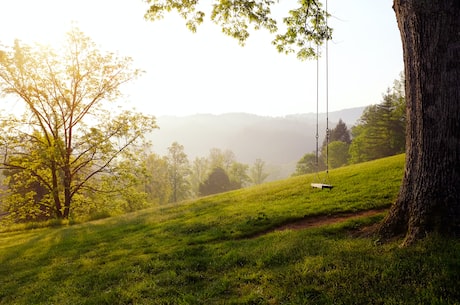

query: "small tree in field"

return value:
[0, 27, 157, 220]
[229, 162, 250, 188]
[190, 157, 209, 197]
[143, 153, 172, 205]
[167, 142, 190, 203]
[250, 158, 269, 185]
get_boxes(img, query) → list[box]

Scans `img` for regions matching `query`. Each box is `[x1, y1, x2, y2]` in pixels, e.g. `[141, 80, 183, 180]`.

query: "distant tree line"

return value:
[144, 144, 270, 203]
[294, 74, 406, 176]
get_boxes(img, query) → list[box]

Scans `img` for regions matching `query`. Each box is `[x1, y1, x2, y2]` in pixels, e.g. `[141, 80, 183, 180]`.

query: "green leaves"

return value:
[167, 142, 191, 203]
[144, 0, 203, 25]
[0, 26, 158, 221]
[210, 0, 277, 45]
[144, 0, 332, 59]
[273, 1, 332, 60]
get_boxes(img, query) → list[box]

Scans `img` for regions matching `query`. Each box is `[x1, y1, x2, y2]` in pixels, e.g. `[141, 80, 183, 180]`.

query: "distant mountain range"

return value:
[148, 106, 366, 180]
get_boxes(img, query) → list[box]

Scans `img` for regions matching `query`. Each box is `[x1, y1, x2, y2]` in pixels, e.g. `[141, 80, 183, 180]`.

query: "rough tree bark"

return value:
[378, 0, 460, 245]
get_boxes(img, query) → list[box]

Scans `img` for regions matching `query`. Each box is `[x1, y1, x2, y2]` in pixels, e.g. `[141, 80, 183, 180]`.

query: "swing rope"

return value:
[315, 38, 320, 181]
[311, 0, 332, 190]
[325, 0, 330, 182]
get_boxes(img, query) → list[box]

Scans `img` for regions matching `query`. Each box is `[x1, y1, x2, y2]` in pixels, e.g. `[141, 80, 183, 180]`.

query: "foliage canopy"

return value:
[144, 0, 332, 59]
[0, 27, 158, 221]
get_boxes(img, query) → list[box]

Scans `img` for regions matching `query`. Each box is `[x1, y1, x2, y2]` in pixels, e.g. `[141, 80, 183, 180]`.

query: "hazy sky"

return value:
[0, 0, 403, 117]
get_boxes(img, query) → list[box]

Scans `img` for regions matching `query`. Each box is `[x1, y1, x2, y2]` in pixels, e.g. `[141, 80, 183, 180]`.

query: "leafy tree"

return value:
[293, 153, 316, 176]
[0, 27, 157, 220]
[1, 133, 54, 221]
[93, 158, 150, 215]
[2, 170, 51, 222]
[191, 149, 248, 196]
[348, 124, 374, 164]
[250, 158, 269, 184]
[208, 148, 235, 172]
[189, 157, 209, 197]
[144, 153, 172, 205]
[144, 0, 331, 59]
[0, 170, 8, 217]
[144, 1, 460, 245]
[199, 167, 234, 196]
[326, 141, 350, 169]
[228, 162, 250, 188]
[166, 142, 190, 203]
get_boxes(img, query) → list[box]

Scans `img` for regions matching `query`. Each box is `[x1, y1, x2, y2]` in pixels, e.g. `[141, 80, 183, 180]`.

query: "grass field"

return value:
[1, 154, 459, 304]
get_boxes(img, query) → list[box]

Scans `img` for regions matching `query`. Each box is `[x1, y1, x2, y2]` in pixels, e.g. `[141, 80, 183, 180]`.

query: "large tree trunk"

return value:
[378, 0, 460, 246]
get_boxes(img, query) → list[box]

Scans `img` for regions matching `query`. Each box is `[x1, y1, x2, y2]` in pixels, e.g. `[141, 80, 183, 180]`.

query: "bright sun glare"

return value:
[1, 0, 403, 117]
[1, 0, 125, 48]
[3, 2, 65, 45]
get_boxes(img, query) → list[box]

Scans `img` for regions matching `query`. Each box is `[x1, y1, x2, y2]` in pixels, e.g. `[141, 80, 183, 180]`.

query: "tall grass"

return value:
[1, 154, 459, 304]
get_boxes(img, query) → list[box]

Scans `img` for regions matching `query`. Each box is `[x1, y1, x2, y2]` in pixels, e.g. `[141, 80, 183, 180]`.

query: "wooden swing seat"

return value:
[311, 183, 333, 190]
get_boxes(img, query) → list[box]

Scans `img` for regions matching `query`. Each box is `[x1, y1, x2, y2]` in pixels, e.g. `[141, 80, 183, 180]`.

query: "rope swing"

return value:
[311, 0, 333, 190]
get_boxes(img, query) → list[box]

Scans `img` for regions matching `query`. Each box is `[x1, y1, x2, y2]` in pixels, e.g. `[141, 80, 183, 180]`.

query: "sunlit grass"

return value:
[1, 154, 459, 304]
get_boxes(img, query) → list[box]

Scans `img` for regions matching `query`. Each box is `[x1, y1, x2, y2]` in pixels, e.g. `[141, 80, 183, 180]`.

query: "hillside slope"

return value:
[1, 154, 459, 304]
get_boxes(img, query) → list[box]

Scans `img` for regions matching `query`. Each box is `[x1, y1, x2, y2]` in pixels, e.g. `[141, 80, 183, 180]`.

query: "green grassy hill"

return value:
[1, 154, 459, 304]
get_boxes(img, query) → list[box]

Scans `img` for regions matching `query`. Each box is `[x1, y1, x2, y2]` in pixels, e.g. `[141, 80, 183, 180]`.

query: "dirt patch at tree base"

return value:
[255, 208, 388, 238]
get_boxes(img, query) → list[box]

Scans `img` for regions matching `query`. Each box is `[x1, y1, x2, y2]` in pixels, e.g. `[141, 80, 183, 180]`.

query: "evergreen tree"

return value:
[349, 77, 406, 164]
[324, 119, 351, 146]
[321, 119, 351, 168]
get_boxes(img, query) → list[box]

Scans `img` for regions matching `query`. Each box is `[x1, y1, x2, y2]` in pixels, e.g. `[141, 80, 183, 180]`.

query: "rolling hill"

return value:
[1, 154, 459, 304]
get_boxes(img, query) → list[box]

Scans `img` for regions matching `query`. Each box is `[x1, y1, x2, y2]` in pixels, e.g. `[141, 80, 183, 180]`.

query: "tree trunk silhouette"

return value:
[378, 0, 460, 245]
